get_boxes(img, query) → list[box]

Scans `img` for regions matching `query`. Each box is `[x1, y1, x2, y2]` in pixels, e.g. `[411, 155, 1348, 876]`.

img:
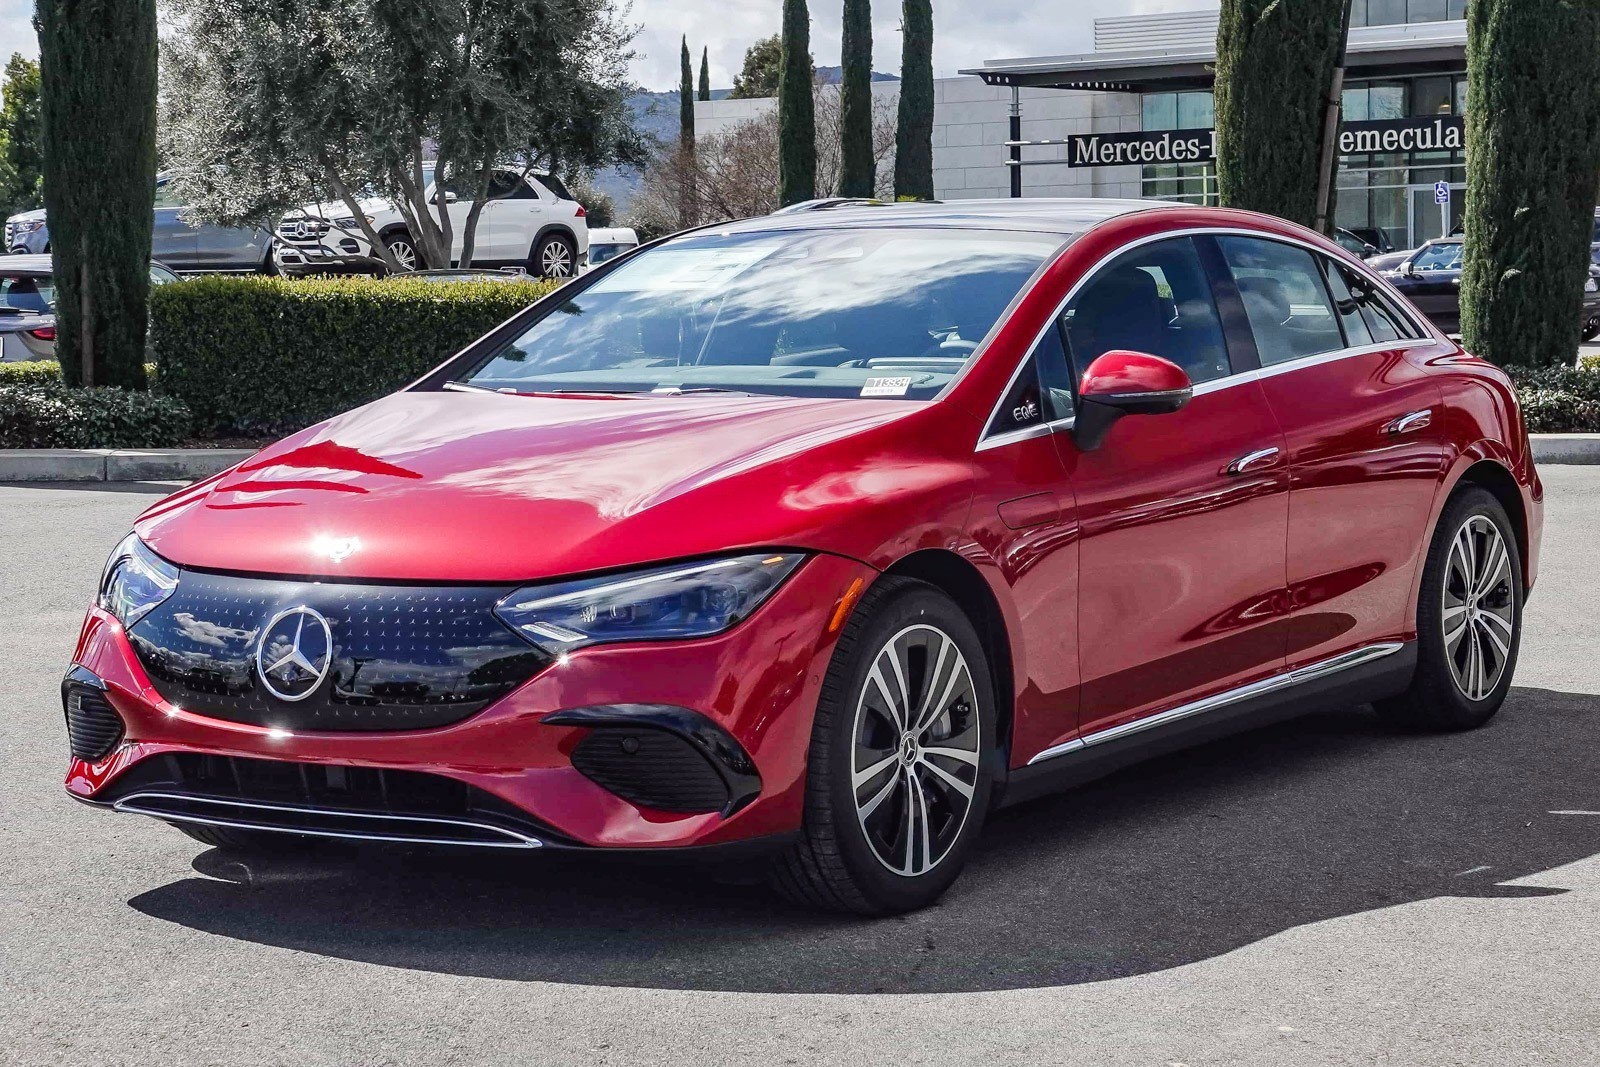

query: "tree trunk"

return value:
[38, 0, 157, 390]
[1214, 0, 1347, 228]
[1460, 0, 1600, 367]
[778, 0, 816, 206]
[838, 0, 874, 198]
[457, 169, 493, 268]
[894, 0, 934, 201]
[324, 165, 403, 273]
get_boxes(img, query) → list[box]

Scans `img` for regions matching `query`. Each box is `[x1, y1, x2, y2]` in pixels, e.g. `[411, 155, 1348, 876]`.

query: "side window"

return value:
[1337, 263, 1419, 343]
[1217, 236, 1345, 366]
[488, 171, 529, 199]
[1321, 258, 1373, 347]
[1062, 236, 1232, 385]
[985, 321, 1075, 438]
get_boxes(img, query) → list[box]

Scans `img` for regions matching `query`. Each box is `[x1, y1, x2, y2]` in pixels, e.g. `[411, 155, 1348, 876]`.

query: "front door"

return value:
[1059, 235, 1291, 740]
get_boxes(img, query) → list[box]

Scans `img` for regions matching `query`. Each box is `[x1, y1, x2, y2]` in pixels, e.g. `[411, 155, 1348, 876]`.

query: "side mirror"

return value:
[431, 190, 459, 205]
[1072, 350, 1193, 452]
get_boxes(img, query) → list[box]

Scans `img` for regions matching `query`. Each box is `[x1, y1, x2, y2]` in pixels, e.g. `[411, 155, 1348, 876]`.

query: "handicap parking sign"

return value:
[1434, 180, 1451, 205]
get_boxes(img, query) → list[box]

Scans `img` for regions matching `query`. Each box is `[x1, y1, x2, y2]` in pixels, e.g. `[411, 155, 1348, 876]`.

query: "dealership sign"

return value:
[1064, 115, 1465, 168]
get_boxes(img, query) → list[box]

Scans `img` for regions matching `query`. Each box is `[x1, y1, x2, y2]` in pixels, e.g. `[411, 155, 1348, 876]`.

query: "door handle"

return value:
[1222, 446, 1281, 477]
[1386, 409, 1433, 435]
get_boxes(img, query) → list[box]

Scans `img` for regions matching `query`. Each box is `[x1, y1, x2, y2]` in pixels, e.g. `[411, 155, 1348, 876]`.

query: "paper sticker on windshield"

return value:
[861, 376, 913, 397]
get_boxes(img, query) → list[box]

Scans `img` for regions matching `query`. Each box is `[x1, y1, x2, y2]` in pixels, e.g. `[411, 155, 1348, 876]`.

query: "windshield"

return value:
[458, 227, 1062, 400]
[1412, 243, 1462, 272]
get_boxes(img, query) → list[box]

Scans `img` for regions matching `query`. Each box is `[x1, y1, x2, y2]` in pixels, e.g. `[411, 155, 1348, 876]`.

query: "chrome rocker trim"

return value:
[111, 791, 546, 849]
[1027, 641, 1406, 766]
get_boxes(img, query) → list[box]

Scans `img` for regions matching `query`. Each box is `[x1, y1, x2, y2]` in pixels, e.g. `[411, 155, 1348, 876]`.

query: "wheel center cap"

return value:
[899, 734, 918, 767]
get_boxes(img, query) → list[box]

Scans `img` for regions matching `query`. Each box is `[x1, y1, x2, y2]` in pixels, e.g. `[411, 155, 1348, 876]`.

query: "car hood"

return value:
[6, 207, 44, 224]
[288, 193, 393, 222]
[135, 390, 965, 583]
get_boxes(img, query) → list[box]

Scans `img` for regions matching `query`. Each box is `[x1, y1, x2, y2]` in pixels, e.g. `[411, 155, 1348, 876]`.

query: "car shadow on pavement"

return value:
[127, 686, 1600, 994]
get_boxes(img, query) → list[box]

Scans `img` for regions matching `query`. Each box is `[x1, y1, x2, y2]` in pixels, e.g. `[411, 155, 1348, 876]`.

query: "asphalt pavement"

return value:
[2, 470, 1597, 1066]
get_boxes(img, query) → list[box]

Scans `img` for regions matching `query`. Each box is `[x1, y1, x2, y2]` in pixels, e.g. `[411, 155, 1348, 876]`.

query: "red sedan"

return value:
[66, 201, 1541, 914]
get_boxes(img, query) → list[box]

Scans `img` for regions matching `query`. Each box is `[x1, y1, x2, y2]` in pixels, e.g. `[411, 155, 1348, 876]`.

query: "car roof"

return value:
[701, 198, 1183, 238]
[0, 254, 52, 274]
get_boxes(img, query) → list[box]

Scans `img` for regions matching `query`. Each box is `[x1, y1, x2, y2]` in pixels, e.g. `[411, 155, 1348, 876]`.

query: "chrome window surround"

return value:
[973, 226, 1444, 453]
[1027, 640, 1405, 765]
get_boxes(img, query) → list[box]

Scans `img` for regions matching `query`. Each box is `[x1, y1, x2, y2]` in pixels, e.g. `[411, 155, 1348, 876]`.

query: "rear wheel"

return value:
[1377, 486, 1522, 731]
[532, 232, 576, 278]
[770, 576, 996, 915]
[1583, 313, 1600, 343]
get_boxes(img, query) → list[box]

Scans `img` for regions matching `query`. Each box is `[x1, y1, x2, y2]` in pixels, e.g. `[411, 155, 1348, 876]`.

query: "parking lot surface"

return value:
[2, 470, 1597, 1066]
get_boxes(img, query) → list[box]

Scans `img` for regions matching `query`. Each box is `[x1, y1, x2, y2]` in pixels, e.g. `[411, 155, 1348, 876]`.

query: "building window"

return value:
[1336, 72, 1468, 249]
[1141, 90, 1217, 206]
[1351, 0, 1465, 26]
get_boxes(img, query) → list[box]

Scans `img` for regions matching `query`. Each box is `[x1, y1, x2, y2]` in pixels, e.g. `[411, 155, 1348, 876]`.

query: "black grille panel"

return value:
[127, 571, 550, 732]
[570, 729, 731, 813]
[65, 685, 124, 761]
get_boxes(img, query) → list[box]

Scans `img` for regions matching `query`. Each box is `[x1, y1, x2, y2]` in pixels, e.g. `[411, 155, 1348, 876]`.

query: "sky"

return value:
[0, 0, 1216, 92]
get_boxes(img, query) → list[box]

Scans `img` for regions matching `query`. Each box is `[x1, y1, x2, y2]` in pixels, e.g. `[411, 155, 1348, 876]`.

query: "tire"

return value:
[1582, 314, 1600, 343]
[1376, 486, 1523, 731]
[769, 576, 997, 915]
[532, 232, 576, 279]
[385, 232, 419, 272]
[174, 823, 300, 852]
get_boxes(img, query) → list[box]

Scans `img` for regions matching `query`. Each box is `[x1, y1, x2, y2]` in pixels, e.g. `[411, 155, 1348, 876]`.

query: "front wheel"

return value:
[1376, 486, 1523, 731]
[1582, 313, 1600, 343]
[770, 576, 996, 915]
[385, 233, 419, 272]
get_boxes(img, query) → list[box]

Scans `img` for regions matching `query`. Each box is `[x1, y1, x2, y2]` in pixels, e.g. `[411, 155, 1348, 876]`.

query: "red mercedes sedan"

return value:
[65, 200, 1541, 914]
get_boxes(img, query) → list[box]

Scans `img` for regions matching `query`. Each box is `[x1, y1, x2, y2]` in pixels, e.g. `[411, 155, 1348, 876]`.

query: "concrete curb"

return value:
[1530, 434, 1600, 465]
[0, 448, 256, 483]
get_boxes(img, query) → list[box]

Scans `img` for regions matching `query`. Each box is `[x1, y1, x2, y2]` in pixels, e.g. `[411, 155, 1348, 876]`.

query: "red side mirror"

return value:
[1074, 350, 1193, 451]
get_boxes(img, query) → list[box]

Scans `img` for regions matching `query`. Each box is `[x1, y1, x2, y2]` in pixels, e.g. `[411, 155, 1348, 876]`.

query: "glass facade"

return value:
[1350, 0, 1466, 26]
[1139, 90, 1218, 205]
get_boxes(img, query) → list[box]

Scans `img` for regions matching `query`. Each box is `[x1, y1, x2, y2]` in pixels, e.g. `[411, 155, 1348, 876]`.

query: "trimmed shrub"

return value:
[1505, 364, 1600, 433]
[149, 275, 559, 435]
[0, 359, 64, 385]
[0, 383, 190, 448]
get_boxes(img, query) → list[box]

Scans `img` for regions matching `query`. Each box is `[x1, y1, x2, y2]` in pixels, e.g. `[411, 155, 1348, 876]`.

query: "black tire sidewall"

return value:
[533, 233, 576, 278]
[816, 580, 997, 912]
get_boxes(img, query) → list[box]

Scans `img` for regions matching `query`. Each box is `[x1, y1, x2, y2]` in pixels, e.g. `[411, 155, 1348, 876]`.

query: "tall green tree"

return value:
[37, 0, 158, 389]
[680, 36, 695, 144]
[1213, 0, 1347, 228]
[0, 55, 44, 215]
[1461, 0, 1600, 367]
[838, 0, 873, 197]
[778, 0, 816, 205]
[730, 34, 783, 99]
[893, 0, 933, 200]
[698, 46, 711, 101]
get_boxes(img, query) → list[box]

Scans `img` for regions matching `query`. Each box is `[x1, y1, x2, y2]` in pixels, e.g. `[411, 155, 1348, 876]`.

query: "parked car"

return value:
[1344, 226, 1396, 257]
[1333, 228, 1380, 258]
[276, 165, 588, 278]
[0, 255, 180, 362]
[1380, 236, 1600, 339]
[583, 227, 639, 269]
[6, 174, 274, 275]
[66, 200, 1540, 915]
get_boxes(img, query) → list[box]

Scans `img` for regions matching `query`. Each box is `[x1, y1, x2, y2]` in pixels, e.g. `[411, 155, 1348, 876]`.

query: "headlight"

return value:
[334, 215, 374, 230]
[98, 534, 178, 627]
[10, 219, 43, 235]
[1586, 277, 1598, 294]
[495, 553, 806, 653]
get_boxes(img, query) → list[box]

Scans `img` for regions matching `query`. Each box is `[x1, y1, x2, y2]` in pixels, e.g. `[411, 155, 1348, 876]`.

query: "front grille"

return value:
[64, 684, 124, 761]
[3, 222, 13, 247]
[101, 752, 568, 847]
[128, 570, 551, 732]
[276, 218, 331, 242]
[570, 728, 731, 813]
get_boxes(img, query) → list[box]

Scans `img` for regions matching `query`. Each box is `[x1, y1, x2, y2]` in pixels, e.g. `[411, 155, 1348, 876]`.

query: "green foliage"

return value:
[1214, 0, 1346, 228]
[730, 35, 783, 100]
[679, 36, 695, 146]
[837, 0, 874, 198]
[37, 0, 159, 390]
[0, 359, 62, 385]
[566, 170, 615, 228]
[1460, 0, 1600, 369]
[1504, 365, 1600, 432]
[893, 0, 934, 201]
[149, 275, 559, 435]
[778, 0, 816, 206]
[0, 55, 44, 216]
[0, 383, 189, 448]
[698, 47, 711, 101]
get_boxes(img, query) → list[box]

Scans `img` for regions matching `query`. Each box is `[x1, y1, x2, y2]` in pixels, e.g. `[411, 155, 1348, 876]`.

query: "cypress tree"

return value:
[679, 36, 695, 146]
[838, 0, 874, 197]
[1213, 0, 1347, 228]
[678, 36, 696, 227]
[699, 47, 711, 101]
[1460, 0, 1600, 367]
[894, 0, 934, 200]
[36, 0, 158, 389]
[779, 0, 816, 206]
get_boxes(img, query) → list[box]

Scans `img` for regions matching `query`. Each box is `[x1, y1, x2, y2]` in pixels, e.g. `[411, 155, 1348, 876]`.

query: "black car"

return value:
[1382, 236, 1600, 340]
[1334, 227, 1395, 259]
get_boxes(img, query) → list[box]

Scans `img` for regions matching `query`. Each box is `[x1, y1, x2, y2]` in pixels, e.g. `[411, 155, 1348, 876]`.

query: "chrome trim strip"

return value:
[974, 415, 1077, 453]
[1026, 641, 1406, 766]
[973, 223, 1444, 452]
[112, 791, 545, 849]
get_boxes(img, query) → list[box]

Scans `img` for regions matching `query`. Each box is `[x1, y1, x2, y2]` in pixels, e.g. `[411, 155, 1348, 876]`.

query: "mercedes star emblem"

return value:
[255, 606, 334, 702]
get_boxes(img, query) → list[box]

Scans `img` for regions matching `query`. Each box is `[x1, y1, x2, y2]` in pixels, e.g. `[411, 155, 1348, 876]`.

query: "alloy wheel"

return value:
[387, 239, 417, 272]
[850, 624, 981, 877]
[540, 240, 573, 277]
[1442, 515, 1515, 701]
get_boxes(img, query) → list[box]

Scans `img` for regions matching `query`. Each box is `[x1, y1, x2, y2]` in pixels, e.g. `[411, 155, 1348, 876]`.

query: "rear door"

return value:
[151, 178, 196, 270]
[1215, 235, 1451, 670]
[477, 170, 541, 265]
[1391, 242, 1463, 334]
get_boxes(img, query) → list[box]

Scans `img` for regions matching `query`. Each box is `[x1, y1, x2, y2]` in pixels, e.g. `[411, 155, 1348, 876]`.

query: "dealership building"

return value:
[695, 2, 1470, 250]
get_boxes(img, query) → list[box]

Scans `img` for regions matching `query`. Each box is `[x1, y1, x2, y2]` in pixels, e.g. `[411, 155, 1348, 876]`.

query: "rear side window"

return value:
[1321, 259, 1373, 347]
[1335, 262, 1422, 343]
[1217, 236, 1344, 366]
[1062, 236, 1232, 385]
[539, 173, 575, 201]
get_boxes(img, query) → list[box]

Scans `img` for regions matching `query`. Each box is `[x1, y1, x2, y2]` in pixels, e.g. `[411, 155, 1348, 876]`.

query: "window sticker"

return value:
[586, 244, 779, 294]
[861, 376, 914, 397]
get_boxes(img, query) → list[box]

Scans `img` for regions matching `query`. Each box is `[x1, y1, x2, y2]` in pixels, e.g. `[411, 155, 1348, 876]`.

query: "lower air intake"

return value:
[65, 684, 124, 762]
[570, 728, 732, 814]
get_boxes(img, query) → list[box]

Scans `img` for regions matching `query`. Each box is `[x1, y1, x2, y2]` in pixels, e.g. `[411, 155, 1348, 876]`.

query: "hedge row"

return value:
[149, 275, 559, 435]
[0, 360, 66, 386]
[0, 383, 190, 448]
[1504, 364, 1600, 433]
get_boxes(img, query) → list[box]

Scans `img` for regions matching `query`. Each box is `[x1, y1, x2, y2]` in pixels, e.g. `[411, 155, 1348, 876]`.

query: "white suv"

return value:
[275, 166, 589, 278]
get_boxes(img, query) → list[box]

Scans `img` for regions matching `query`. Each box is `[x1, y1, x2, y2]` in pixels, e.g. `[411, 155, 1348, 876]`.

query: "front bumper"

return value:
[64, 553, 875, 850]
[274, 233, 384, 276]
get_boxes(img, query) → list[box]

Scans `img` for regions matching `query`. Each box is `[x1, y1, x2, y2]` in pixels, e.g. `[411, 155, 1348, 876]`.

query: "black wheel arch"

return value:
[1452, 459, 1529, 585]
